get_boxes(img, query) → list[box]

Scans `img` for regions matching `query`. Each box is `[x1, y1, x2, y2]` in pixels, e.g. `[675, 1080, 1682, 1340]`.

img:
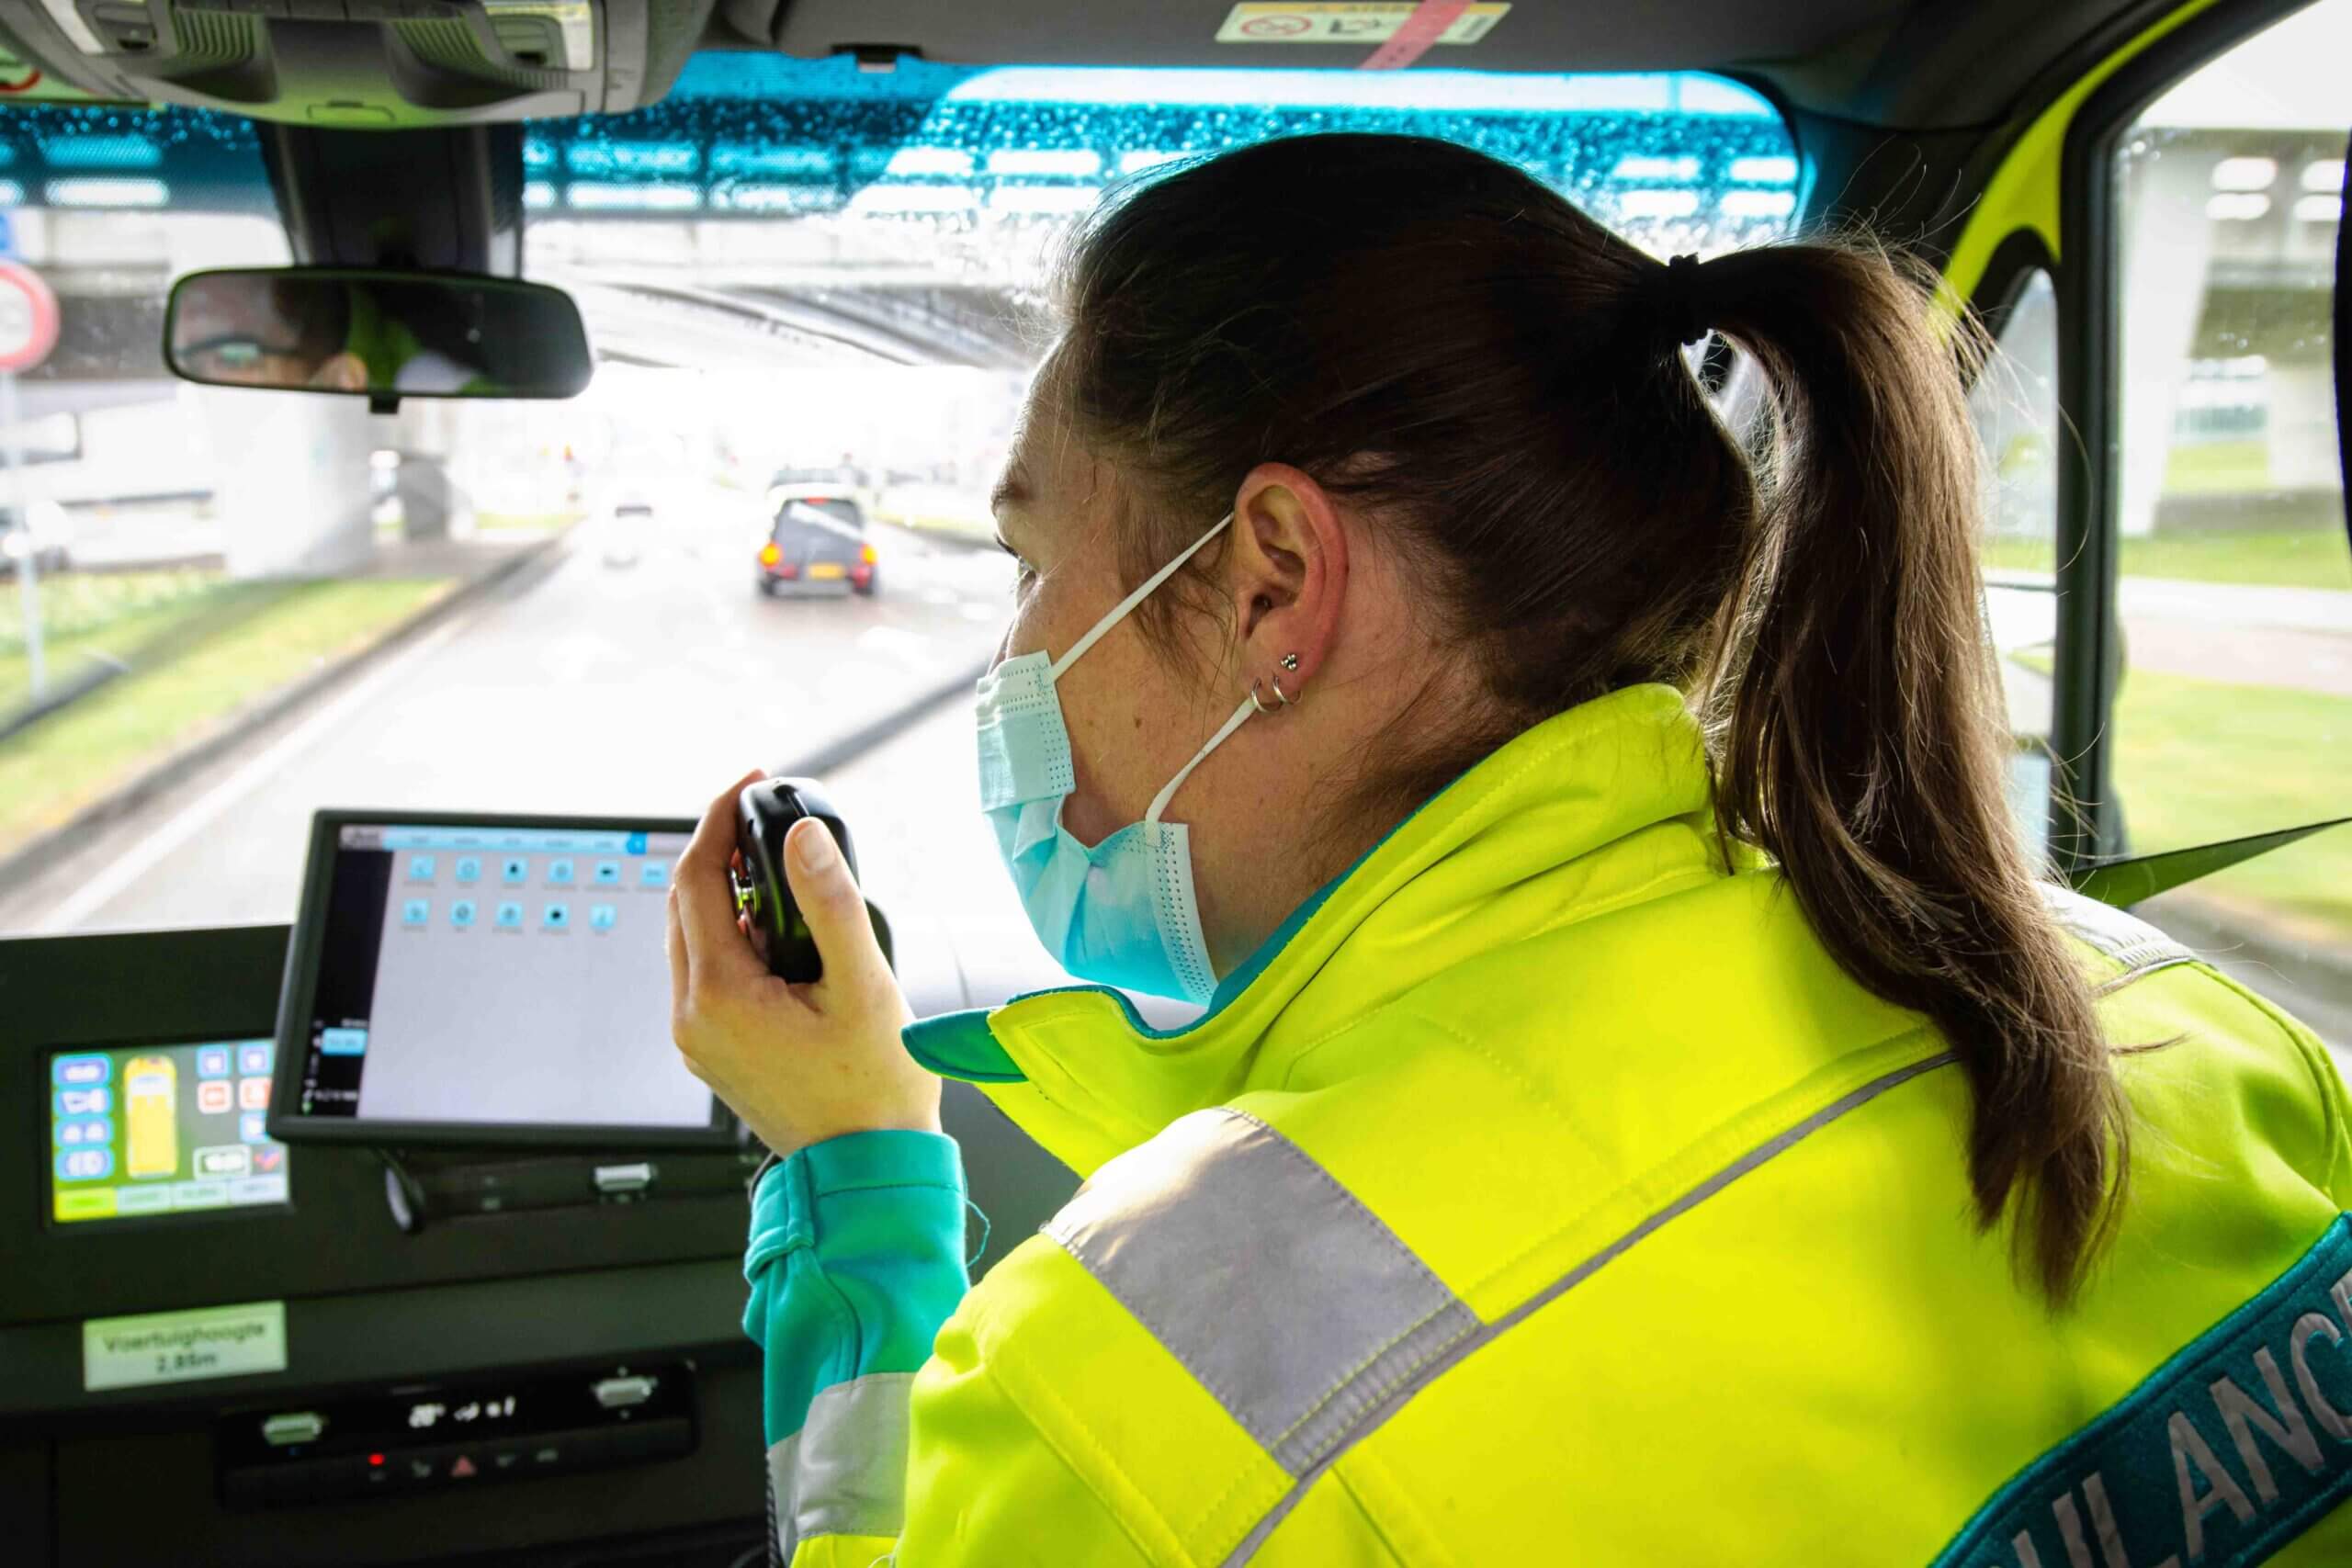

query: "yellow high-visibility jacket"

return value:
[746, 682, 2352, 1566]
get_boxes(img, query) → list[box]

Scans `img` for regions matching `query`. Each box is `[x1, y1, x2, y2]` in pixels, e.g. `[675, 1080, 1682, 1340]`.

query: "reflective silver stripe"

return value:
[766, 1371, 915, 1561]
[2041, 883, 2197, 988]
[1220, 1050, 1960, 1565]
[1046, 1107, 1478, 1476]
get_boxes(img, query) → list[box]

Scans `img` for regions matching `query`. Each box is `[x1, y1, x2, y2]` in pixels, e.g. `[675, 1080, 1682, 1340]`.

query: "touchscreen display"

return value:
[50, 1040, 293, 1224]
[291, 823, 711, 1131]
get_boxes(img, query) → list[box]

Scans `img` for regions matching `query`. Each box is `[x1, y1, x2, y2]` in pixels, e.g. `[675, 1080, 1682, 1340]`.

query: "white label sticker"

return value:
[1216, 3, 1509, 45]
[83, 1300, 288, 1392]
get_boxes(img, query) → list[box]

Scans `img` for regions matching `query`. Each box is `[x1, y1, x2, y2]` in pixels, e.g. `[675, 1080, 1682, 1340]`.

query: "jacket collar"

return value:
[903, 682, 1728, 1176]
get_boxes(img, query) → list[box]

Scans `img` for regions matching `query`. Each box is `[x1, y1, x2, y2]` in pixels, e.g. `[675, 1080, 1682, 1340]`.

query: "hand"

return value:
[666, 770, 937, 1157]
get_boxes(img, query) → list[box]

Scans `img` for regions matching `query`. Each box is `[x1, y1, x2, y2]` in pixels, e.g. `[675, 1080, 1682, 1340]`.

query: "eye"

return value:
[996, 535, 1036, 592]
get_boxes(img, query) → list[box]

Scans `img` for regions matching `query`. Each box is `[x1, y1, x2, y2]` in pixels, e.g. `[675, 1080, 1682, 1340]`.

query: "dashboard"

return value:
[0, 917, 1082, 1566]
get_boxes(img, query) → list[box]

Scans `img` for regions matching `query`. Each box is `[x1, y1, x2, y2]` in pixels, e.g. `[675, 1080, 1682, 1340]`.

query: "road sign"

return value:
[0, 259, 59, 374]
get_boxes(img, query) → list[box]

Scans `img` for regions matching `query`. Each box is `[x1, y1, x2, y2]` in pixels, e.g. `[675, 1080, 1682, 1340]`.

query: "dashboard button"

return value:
[592, 1372, 656, 1408]
[261, 1410, 326, 1447]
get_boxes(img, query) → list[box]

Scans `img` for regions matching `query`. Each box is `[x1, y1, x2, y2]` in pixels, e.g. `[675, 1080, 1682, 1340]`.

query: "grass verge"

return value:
[1982, 527, 2352, 589]
[0, 577, 454, 859]
[0, 570, 234, 713]
[2097, 664, 2352, 950]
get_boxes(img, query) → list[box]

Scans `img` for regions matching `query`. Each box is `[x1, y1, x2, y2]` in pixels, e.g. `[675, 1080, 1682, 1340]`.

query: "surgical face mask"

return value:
[975, 512, 1256, 1003]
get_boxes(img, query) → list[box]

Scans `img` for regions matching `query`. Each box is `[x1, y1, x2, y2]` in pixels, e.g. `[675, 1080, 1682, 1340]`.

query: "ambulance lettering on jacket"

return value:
[1942, 1223, 2352, 1568]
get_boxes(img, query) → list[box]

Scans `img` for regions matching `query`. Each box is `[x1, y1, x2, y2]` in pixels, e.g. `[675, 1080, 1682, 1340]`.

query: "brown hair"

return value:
[1047, 132, 2122, 1304]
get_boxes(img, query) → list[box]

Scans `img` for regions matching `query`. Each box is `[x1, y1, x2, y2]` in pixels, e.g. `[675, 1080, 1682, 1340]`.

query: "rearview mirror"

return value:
[164, 268, 593, 405]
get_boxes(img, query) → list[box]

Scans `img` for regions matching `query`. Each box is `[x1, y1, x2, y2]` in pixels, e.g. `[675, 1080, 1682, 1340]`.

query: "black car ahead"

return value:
[757, 490, 875, 597]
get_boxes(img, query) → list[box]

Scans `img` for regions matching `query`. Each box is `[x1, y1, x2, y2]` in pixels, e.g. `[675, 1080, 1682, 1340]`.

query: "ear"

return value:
[1222, 463, 1349, 699]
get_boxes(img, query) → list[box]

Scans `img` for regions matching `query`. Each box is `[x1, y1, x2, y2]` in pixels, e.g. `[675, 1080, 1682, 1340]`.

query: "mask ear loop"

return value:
[1048, 511, 1235, 682]
[1146, 694, 1259, 825]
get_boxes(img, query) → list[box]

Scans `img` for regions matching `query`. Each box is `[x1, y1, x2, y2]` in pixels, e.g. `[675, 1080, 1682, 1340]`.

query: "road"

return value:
[0, 491, 1016, 937]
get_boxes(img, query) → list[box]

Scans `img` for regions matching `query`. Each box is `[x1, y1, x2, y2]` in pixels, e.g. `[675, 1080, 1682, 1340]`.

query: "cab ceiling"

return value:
[717, 0, 2188, 131]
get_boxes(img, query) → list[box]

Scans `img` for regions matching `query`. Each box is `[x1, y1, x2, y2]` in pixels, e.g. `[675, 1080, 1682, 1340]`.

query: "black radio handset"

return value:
[729, 777, 892, 983]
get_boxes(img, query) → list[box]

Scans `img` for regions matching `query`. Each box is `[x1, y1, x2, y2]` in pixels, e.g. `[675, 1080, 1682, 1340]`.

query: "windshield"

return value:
[0, 56, 1796, 939]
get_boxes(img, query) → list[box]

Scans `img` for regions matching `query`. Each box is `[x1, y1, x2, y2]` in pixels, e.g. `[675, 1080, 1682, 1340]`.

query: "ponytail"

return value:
[1694, 241, 2126, 1305]
[1047, 135, 2124, 1303]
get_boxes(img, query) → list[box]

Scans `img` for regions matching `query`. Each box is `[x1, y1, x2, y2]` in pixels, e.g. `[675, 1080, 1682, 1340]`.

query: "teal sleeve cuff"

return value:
[742, 1129, 970, 1447]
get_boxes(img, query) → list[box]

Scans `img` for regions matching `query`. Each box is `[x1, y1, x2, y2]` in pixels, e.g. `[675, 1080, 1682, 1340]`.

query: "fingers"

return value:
[674, 768, 768, 985]
[782, 816, 885, 989]
[665, 874, 688, 1001]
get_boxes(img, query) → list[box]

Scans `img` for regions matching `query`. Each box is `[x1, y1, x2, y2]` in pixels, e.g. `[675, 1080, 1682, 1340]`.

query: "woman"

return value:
[669, 134, 2352, 1565]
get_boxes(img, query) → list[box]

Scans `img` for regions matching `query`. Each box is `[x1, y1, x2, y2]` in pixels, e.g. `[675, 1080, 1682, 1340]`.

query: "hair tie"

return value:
[1646, 253, 1712, 350]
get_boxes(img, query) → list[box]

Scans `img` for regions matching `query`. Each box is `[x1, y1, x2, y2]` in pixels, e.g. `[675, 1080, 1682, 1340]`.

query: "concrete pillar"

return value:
[145, 212, 385, 578]
[2115, 144, 2221, 538]
[200, 389, 380, 577]
[2268, 362, 2340, 494]
[394, 452, 454, 540]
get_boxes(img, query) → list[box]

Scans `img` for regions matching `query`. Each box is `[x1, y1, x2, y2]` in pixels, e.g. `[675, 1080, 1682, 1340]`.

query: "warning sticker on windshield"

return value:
[84, 1300, 288, 1392]
[1216, 4, 1509, 45]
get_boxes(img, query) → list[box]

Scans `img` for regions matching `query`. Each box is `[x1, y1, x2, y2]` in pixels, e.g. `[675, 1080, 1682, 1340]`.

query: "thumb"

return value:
[782, 816, 885, 986]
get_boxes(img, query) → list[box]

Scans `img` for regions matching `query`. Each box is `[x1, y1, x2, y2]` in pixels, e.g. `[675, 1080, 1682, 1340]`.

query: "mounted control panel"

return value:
[216, 1359, 696, 1506]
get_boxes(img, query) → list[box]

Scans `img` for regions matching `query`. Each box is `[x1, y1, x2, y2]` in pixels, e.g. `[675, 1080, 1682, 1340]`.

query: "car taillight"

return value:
[860, 545, 877, 565]
[759, 543, 780, 567]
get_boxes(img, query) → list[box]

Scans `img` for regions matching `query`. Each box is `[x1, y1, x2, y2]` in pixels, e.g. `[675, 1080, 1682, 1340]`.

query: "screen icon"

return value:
[54, 1147, 114, 1182]
[197, 1080, 233, 1115]
[229, 1174, 288, 1206]
[195, 1145, 251, 1179]
[547, 858, 575, 886]
[197, 1046, 230, 1079]
[320, 1026, 368, 1056]
[594, 860, 621, 886]
[51, 1054, 111, 1088]
[402, 898, 430, 928]
[240, 1111, 269, 1143]
[455, 855, 482, 885]
[239, 1077, 270, 1111]
[589, 904, 616, 931]
[251, 1144, 287, 1174]
[502, 857, 528, 886]
[639, 862, 669, 889]
[408, 854, 437, 882]
[238, 1043, 272, 1076]
[450, 898, 479, 929]
[56, 1116, 111, 1147]
[542, 903, 570, 931]
[111, 1184, 168, 1215]
[55, 1087, 111, 1117]
[495, 900, 524, 931]
[124, 1055, 178, 1179]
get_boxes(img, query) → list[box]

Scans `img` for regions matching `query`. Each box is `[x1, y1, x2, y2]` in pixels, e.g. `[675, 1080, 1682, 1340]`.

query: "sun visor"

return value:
[0, 0, 710, 124]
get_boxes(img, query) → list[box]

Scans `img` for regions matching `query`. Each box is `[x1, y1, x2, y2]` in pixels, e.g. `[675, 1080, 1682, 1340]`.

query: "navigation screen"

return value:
[291, 822, 713, 1132]
[49, 1040, 293, 1224]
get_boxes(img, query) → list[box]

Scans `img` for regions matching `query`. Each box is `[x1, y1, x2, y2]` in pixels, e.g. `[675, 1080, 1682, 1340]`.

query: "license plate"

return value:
[808, 562, 846, 580]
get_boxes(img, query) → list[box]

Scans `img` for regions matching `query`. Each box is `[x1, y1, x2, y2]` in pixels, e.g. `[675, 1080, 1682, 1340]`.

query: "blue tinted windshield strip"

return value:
[526, 57, 1796, 243]
[0, 107, 269, 213]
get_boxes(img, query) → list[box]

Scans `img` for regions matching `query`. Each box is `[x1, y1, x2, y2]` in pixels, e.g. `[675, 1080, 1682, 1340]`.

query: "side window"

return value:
[1971, 269, 2062, 852]
[2106, 0, 2349, 1040]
